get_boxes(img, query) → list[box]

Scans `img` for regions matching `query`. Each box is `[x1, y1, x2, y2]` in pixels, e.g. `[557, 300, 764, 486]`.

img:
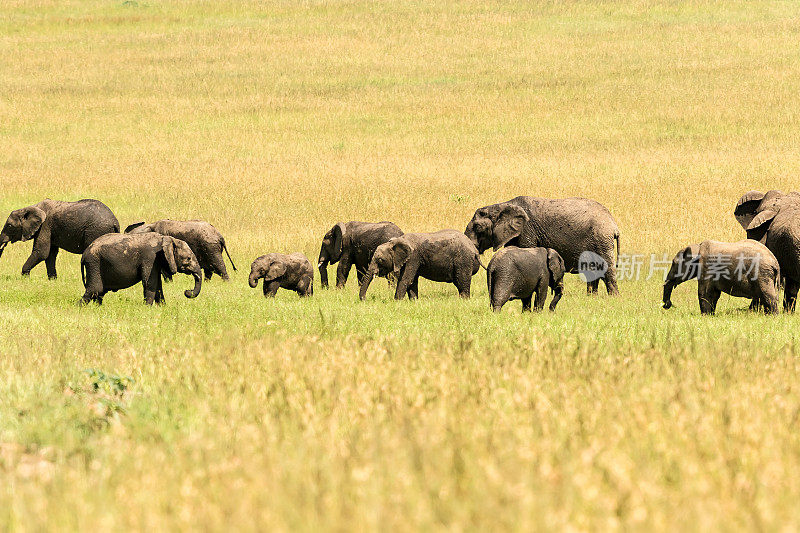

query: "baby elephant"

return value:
[487, 247, 566, 312]
[81, 233, 202, 305]
[126, 220, 236, 281]
[359, 230, 483, 300]
[249, 253, 313, 297]
[662, 239, 780, 314]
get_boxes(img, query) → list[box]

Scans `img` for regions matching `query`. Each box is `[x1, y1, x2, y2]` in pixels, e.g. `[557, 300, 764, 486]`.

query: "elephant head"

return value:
[547, 248, 566, 311]
[249, 255, 287, 289]
[125, 221, 154, 234]
[317, 222, 346, 288]
[160, 236, 202, 298]
[465, 204, 529, 253]
[662, 244, 700, 309]
[0, 205, 47, 259]
[734, 190, 800, 237]
[359, 238, 412, 300]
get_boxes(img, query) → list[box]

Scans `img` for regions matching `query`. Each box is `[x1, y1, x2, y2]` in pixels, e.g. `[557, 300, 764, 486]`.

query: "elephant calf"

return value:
[318, 221, 403, 289]
[81, 233, 202, 305]
[487, 247, 565, 312]
[662, 240, 780, 315]
[126, 220, 236, 281]
[249, 253, 313, 297]
[359, 230, 483, 300]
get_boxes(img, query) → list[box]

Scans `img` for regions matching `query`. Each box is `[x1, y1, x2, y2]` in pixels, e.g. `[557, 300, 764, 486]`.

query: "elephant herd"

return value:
[1, 190, 798, 315]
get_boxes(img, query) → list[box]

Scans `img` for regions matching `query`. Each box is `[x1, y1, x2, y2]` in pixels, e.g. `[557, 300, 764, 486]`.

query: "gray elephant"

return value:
[661, 240, 780, 315]
[734, 190, 800, 311]
[249, 253, 313, 297]
[125, 220, 236, 281]
[0, 199, 119, 279]
[464, 196, 620, 295]
[359, 230, 483, 300]
[80, 233, 202, 305]
[318, 221, 403, 289]
[734, 189, 800, 229]
[486, 246, 566, 312]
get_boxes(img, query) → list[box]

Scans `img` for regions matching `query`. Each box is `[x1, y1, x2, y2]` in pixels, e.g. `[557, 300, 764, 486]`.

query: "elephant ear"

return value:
[160, 236, 178, 276]
[746, 209, 777, 242]
[391, 239, 412, 276]
[125, 221, 147, 233]
[734, 191, 765, 229]
[20, 207, 46, 241]
[331, 222, 346, 261]
[264, 259, 287, 281]
[493, 205, 527, 251]
[547, 248, 565, 288]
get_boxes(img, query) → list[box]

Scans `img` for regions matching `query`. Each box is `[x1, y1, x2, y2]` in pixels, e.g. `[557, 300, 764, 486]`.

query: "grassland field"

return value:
[2, 0, 800, 530]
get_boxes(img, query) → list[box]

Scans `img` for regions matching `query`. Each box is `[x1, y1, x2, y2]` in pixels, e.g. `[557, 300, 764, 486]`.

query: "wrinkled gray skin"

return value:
[318, 221, 403, 289]
[465, 196, 620, 295]
[249, 253, 313, 297]
[126, 220, 236, 281]
[0, 199, 119, 279]
[360, 230, 483, 301]
[662, 240, 780, 315]
[80, 233, 202, 305]
[735, 190, 800, 311]
[487, 246, 566, 312]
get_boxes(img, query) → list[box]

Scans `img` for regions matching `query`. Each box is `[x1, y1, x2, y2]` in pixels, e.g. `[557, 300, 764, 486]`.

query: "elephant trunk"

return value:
[185, 270, 202, 298]
[318, 259, 329, 289]
[549, 284, 563, 312]
[662, 280, 677, 309]
[359, 262, 377, 301]
[249, 271, 259, 288]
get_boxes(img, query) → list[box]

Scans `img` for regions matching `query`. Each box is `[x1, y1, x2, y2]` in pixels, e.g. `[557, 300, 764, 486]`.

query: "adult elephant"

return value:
[0, 199, 119, 279]
[734, 190, 800, 311]
[125, 220, 236, 281]
[741, 205, 800, 312]
[317, 221, 403, 289]
[465, 196, 620, 295]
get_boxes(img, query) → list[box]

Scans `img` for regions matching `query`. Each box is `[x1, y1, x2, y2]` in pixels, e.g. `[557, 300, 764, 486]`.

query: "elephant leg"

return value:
[602, 265, 620, 296]
[154, 275, 166, 305]
[533, 284, 548, 311]
[204, 268, 214, 281]
[454, 266, 472, 299]
[21, 250, 47, 277]
[297, 276, 313, 297]
[748, 299, 761, 312]
[698, 284, 721, 315]
[587, 280, 599, 295]
[209, 250, 229, 281]
[396, 265, 417, 301]
[45, 246, 59, 280]
[521, 295, 532, 312]
[81, 260, 104, 305]
[335, 257, 352, 289]
[264, 280, 280, 297]
[490, 282, 511, 312]
[406, 277, 419, 300]
[783, 278, 799, 313]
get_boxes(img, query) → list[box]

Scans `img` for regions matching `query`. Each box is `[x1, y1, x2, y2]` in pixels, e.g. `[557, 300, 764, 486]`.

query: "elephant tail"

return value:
[80, 260, 86, 287]
[614, 232, 621, 267]
[486, 265, 493, 299]
[221, 237, 237, 271]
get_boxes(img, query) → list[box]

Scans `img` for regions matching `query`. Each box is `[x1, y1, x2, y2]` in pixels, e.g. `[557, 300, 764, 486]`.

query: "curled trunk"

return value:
[185, 271, 202, 298]
[249, 273, 259, 288]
